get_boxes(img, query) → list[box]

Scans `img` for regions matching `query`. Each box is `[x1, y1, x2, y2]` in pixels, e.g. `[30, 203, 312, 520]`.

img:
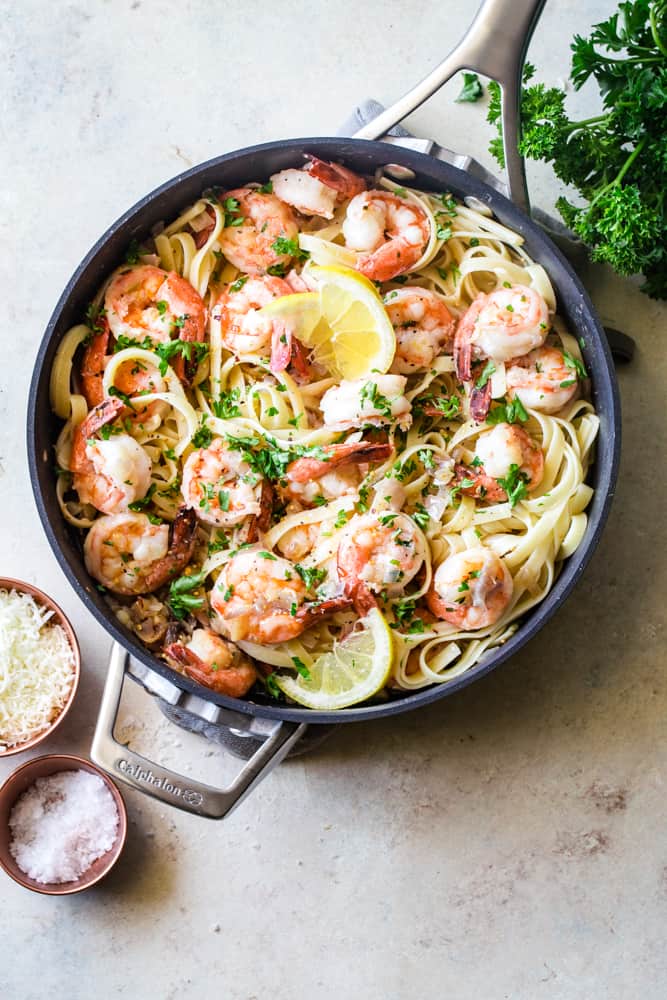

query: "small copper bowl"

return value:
[0, 577, 80, 757]
[0, 754, 127, 894]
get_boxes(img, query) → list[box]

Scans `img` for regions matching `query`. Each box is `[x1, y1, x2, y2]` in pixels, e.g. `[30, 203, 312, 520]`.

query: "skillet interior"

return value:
[27, 137, 621, 724]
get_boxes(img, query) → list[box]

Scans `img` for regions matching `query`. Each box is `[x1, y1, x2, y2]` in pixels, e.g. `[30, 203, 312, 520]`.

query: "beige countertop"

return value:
[1, 1, 665, 997]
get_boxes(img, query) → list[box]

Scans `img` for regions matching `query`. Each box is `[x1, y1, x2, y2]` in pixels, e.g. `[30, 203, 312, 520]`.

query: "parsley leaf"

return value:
[291, 656, 311, 680]
[271, 236, 309, 261]
[294, 564, 327, 590]
[167, 571, 206, 620]
[496, 463, 530, 507]
[475, 360, 496, 389]
[486, 395, 529, 424]
[211, 387, 242, 419]
[455, 72, 484, 103]
[192, 414, 213, 449]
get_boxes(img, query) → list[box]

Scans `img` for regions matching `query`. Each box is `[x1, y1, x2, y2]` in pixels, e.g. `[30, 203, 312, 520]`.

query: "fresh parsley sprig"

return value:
[487, 3, 667, 298]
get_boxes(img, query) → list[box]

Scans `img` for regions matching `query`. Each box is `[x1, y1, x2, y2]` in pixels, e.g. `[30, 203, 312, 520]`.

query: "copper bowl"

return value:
[0, 754, 127, 894]
[0, 577, 80, 757]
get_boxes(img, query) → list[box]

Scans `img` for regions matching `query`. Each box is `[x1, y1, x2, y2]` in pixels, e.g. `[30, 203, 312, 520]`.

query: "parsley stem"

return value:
[562, 114, 608, 133]
[587, 136, 648, 211]
[650, 3, 667, 58]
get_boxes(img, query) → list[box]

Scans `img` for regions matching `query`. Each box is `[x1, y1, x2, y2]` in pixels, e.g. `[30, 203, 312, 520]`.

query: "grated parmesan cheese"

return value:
[0, 588, 76, 751]
[9, 770, 119, 883]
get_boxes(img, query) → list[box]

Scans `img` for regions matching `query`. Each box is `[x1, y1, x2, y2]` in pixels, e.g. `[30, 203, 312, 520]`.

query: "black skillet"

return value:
[27, 0, 621, 817]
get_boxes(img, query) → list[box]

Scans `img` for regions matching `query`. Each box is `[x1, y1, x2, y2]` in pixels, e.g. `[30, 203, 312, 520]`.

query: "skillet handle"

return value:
[91, 643, 307, 819]
[353, 0, 546, 213]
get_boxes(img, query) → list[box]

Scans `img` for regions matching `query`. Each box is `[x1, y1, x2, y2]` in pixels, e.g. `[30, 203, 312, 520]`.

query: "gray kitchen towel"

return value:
[337, 99, 412, 138]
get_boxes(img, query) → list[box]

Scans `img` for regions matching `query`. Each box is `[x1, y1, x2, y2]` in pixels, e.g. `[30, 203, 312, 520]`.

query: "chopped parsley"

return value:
[223, 197, 244, 227]
[486, 395, 529, 425]
[294, 564, 327, 590]
[108, 385, 135, 409]
[224, 432, 328, 482]
[455, 72, 484, 103]
[128, 484, 156, 513]
[156, 339, 209, 376]
[211, 387, 242, 419]
[192, 414, 213, 448]
[167, 571, 206, 620]
[85, 302, 106, 334]
[265, 673, 281, 699]
[230, 274, 249, 293]
[271, 236, 309, 261]
[291, 656, 311, 680]
[475, 360, 496, 389]
[412, 503, 430, 530]
[359, 381, 392, 417]
[334, 509, 349, 530]
[125, 239, 144, 265]
[563, 350, 588, 379]
[496, 463, 530, 507]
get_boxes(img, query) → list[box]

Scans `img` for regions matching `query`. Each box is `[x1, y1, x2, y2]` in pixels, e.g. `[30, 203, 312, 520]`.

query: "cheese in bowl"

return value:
[0, 582, 79, 755]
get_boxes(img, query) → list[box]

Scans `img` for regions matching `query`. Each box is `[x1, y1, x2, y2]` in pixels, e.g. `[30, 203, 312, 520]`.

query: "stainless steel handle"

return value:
[91, 643, 307, 819]
[353, 0, 547, 213]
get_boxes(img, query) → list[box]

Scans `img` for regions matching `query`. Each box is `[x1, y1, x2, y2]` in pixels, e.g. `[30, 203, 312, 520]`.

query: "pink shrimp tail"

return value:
[192, 206, 216, 249]
[238, 479, 275, 545]
[165, 643, 257, 698]
[290, 337, 311, 382]
[141, 507, 198, 593]
[270, 322, 293, 373]
[294, 595, 355, 628]
[306, 157, 366, 198]
[469, 381, 492, 422]
[356, 238, 419, 283]
[454, 463, 507, 504]
[70, 397, 125, 473]
[80, 320, 111, 408]
[287, 441, 392, 483]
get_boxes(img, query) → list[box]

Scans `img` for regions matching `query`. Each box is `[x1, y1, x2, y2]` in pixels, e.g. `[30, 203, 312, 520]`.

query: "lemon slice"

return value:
[273, 607, 394, 710]
[259, 264, 396, 379]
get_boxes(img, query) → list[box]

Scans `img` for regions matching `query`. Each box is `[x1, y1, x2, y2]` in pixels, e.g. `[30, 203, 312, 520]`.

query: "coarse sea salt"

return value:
[9, 770, 119, 884]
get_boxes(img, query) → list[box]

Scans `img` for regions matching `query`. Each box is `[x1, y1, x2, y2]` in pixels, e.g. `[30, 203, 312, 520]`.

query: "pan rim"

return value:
[27, 136, 621, 724]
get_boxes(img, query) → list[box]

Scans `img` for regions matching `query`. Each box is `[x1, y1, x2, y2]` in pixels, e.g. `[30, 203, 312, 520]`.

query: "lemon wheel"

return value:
[273, 608, 394, 711]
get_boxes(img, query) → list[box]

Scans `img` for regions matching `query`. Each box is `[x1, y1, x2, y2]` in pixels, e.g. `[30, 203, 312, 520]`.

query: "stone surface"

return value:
[0, 2, 665, 998]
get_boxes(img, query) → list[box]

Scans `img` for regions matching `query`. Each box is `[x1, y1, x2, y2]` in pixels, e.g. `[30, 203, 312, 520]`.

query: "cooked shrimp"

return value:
[454, 424, 543, 504]
[105, 265, 206, 350]
[70, 397, 152, 514]
[213, 275, 296, 371]
[111, 355, 168, 427]
[80, 320, 111, 408]
[337, 512, 427, 612]
[385, 287, 455, 373]
[454, 284, 550, 421]
[271, 157, 365, 219]
[506, 345, 579, 414]
[320, 375, 412, 430]
[181, 438, 267, 528]
[427, 547, 513, 630]
[83, 507, 197, 596]
[165, 628, 257, 698]
[210, 548, 350, 644]
[217, 187, 299, 276]
[342, 190, 430, 282]
[276, 522, 323, 562]
[282, 440, 392, 507]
